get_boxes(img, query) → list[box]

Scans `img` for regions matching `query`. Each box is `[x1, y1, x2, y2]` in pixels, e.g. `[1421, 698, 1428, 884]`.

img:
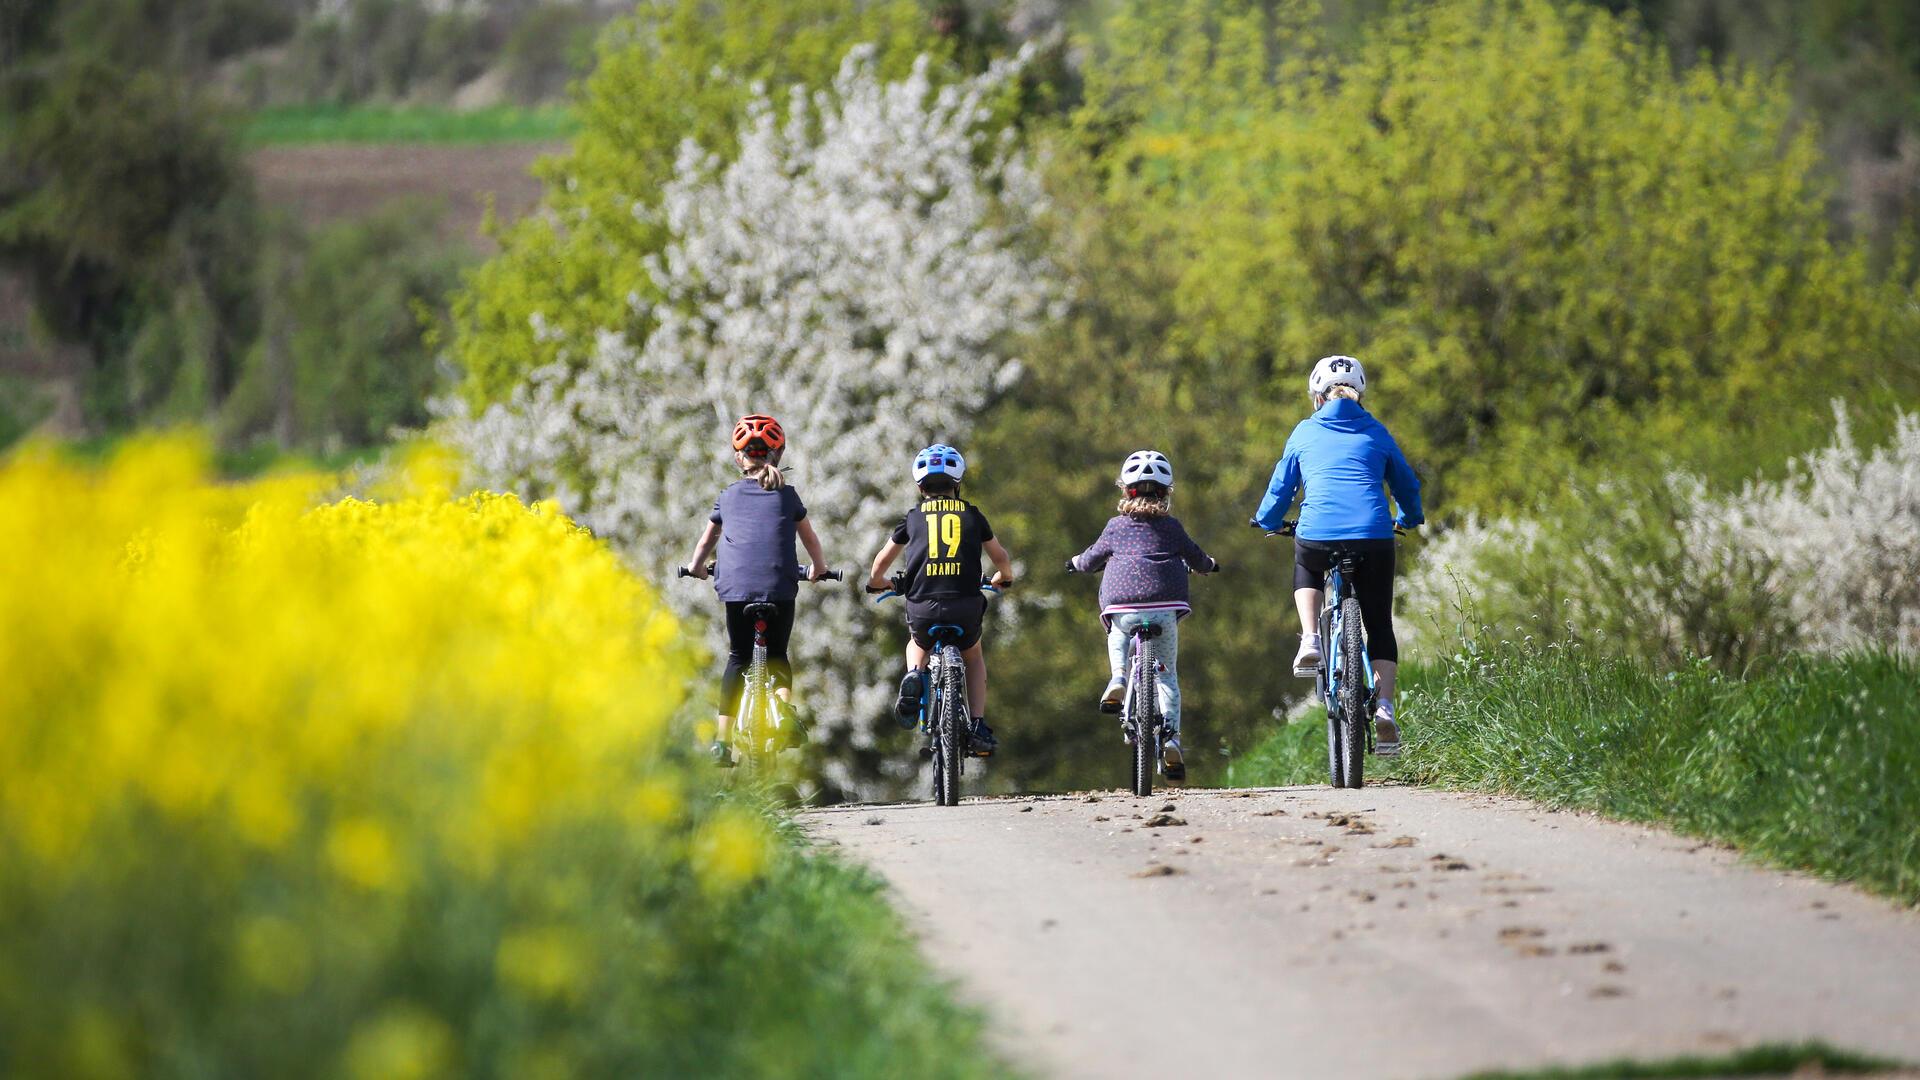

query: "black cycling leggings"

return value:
[1293, 539, 1398, 663]
[720, 600, 795, 714]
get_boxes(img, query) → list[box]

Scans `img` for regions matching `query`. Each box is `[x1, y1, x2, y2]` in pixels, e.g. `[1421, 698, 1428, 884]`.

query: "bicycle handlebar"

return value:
[678, 564, 843, 581]
[869, 573, 1004, 602]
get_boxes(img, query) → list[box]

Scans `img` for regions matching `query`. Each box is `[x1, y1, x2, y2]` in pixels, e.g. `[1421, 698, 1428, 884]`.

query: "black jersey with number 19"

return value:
[891, 496, 994, 602]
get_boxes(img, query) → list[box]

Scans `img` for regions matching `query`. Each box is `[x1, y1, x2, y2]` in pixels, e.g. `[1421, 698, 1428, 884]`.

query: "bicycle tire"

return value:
[937, 656, 963, 806]
[1321, 602, 1342, 787]
[1131, 644, 1155, 798]
[1339, 594, 1368, 789]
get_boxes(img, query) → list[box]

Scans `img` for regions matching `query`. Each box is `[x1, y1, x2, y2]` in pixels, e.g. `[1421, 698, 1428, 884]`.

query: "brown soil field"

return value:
[248, 141, 563, 250]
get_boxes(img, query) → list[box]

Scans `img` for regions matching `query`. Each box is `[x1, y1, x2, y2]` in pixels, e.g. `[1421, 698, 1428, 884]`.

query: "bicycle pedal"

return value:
[1098, 700, 1121, 714]
[1292, 664, 1320, 678]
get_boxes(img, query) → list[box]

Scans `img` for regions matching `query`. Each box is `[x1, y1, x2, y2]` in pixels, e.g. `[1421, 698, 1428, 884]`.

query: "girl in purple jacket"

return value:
[1067, 451, 1219, 780]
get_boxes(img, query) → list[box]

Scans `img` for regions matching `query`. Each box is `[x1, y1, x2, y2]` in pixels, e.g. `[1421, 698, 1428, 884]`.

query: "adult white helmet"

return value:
[912, 443, 967, 483]
[1309, 354, 1366, 397]
[1118, 449, 1174, 489]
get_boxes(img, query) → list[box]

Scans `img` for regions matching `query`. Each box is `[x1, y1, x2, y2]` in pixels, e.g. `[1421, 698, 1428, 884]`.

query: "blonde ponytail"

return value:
[745, 461, 785, 491]
[1326, 384, 1362, 402]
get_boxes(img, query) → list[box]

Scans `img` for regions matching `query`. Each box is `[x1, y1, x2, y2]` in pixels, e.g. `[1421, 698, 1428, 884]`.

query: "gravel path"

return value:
[804, 785, 1920, 1080]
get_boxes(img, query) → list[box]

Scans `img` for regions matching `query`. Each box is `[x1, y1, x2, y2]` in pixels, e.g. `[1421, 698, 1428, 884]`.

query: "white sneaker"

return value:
[1292, 635, 1322, 677]
[1375, 705, 1401, 757]
[1099, 679, 1124, 714]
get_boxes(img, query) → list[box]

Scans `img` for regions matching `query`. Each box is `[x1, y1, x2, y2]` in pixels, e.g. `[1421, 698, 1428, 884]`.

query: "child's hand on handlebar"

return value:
[988, 571, 1012, 589]
[865, 575, 892, 594]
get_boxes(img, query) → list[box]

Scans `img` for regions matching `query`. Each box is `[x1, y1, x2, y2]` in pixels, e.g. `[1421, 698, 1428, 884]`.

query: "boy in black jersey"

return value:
[865, 443, 1015, 756]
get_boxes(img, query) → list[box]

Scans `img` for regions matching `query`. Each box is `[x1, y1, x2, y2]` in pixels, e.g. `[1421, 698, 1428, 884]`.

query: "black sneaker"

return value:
[968, 718, 997, 758]
[894, 670, 924, 728]
[780, 701, 813, 749]
[709, 741, 734, 768]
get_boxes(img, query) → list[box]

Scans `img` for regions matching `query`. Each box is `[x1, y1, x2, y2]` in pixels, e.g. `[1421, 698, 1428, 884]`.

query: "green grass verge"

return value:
[681, 814, 1015, 1079]
[1457, 1040, 1901, 1078]
[1226, 640, 1920, 903]
[244, 104, 577, 145]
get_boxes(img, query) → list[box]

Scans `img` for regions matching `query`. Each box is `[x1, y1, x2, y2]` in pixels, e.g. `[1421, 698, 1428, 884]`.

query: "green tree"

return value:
[443, 0, 949, 403]
[1, 47, 259, 426]
[1073, 0, 1920, 511]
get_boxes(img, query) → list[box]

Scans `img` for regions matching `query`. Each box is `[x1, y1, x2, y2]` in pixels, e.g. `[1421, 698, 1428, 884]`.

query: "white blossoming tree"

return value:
[449, 45, 1058, 793]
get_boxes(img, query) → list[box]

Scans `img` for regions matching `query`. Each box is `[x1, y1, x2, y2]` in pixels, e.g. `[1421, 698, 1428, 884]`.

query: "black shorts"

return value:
[1294, 538, 1398, 663]
[905, 595, 987, 651]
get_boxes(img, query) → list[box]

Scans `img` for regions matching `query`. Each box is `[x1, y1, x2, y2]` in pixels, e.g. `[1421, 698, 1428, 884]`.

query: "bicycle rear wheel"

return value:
[1338, 594, 1368, 789]
[934, 658, 963, 806]
[1130, 650, 1155, 798]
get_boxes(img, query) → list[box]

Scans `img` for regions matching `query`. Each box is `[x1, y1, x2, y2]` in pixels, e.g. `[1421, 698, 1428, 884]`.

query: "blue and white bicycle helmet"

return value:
[912, 443, 967, 484]
[1118, 449, 1174, 489]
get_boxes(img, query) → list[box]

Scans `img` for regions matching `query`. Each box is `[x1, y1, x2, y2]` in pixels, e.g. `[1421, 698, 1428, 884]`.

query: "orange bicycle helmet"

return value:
[732, 414, 786, 457]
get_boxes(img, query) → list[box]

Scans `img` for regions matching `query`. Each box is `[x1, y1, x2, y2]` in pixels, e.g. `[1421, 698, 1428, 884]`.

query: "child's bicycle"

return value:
[679, 563, 842, 768]
[868, 573, 1000, 806]
[1255, 519, 1393, 789]
[1064, 561, 1217, 796]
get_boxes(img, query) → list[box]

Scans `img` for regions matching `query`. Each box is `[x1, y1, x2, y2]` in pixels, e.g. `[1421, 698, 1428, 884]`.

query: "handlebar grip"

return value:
[1063, 559, 1078, 574]
[820, 569, 844, 582]
[676, 566, 692, 578]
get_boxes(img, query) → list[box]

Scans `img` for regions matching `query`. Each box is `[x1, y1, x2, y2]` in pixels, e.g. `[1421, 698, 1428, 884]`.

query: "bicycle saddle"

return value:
[743, 602, 779, 620]
[927, 624, 967, 644]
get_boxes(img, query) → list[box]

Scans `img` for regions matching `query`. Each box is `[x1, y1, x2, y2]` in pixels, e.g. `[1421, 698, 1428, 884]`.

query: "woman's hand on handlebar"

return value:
[678, 562, 713, 580]
[804, 565, 843, 583]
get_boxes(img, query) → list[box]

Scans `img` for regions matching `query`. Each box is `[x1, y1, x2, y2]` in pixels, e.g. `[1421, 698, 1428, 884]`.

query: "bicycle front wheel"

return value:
[1338, 594, 1368, 789]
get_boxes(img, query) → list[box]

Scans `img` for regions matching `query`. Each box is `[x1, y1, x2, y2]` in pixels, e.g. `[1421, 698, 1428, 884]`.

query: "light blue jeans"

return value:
[1106, 610, 1181, 733]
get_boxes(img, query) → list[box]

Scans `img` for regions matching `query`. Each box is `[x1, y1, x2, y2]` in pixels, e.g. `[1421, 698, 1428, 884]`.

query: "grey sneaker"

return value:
[1099, 679, 1125, 714]
[1374, 707, 1401, 758]
[1161, 735, 1186, 781]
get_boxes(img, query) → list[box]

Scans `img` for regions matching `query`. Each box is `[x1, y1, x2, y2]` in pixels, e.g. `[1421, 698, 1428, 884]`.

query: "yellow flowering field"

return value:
[0, 438, 996, 1079]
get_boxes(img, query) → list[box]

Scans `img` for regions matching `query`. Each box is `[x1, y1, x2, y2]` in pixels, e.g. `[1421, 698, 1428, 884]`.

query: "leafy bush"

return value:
[225, 203, 470, 451]
[1401, 406, 1920, 666]
[1228, 640, 1920, 903]
[0, 438, 1004, 1078]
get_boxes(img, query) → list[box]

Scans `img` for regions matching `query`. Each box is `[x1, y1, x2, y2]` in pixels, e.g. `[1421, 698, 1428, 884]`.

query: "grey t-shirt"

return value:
[709, 480, 808, 602]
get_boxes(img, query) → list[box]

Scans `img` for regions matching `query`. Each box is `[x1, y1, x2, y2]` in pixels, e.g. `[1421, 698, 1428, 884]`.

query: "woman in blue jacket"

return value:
[1252, 355, 1423, 754]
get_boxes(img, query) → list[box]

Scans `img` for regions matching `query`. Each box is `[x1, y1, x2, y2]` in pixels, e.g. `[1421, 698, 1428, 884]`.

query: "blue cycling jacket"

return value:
[1252, 398, 1424, 541]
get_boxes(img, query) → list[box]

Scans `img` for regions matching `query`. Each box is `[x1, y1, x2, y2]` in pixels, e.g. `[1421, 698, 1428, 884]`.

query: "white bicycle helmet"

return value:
[912, 443, 967, 483]
[1118, 449, 1174, 489]
[1309, 354, 1366, 397]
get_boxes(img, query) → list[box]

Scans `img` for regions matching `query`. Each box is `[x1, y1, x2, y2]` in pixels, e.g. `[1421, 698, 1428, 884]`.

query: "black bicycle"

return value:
[1066, 560, 1217, 795]
[870, 574, 1000, 806]
[679, 563, 842, 767]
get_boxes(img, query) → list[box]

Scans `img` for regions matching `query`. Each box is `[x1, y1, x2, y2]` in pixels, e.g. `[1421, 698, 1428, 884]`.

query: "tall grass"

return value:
[1227, 640, 1920, 904]
[245, 104, 577, 145]
[0, 437, 1006, 1078]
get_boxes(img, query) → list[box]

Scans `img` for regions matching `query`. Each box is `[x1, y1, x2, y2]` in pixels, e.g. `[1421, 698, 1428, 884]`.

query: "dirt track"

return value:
[805, 786, 1920, 1080]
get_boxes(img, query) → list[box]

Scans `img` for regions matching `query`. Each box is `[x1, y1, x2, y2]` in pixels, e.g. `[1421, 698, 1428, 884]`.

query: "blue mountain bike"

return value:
[1257, 520, 1379, 789]
[869, 574, 1000, 806]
